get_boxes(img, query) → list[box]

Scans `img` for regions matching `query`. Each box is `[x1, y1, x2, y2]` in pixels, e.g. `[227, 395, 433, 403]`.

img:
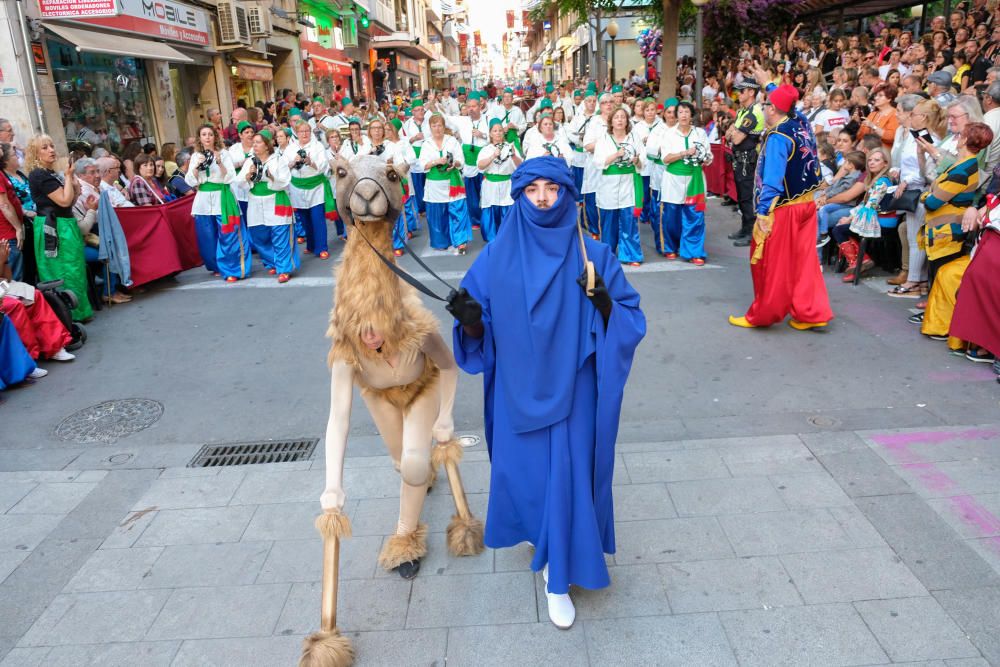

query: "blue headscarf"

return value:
[489, 156, 588, 433]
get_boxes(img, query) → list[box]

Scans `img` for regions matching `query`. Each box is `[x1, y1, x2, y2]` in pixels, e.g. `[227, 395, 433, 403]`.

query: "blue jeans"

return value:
[5, 239, 23, 282]
[818, 203, 853, 235]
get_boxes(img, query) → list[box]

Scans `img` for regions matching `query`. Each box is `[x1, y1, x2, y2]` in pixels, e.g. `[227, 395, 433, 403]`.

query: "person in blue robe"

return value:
[446, 156, 646, 629]
[0, 314, 38, 390]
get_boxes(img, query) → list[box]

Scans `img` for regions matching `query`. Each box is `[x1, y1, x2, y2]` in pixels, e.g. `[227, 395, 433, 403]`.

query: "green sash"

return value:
[665, 157, 706, 211]
[198, 181, 243, 231]
[603, 163, 644, 213]
[250, 181, 294, 217]
[290, 172, 338, 220]
[413, 145, 422, 159]
[483, 172, 511, 183]
[462, 143, 481, 166]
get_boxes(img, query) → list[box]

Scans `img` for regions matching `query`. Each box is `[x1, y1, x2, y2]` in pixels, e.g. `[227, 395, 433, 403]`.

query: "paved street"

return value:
[1, 200, 999, 666]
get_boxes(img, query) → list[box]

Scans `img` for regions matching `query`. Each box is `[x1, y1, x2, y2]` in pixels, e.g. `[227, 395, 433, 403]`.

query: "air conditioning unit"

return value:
[247, 4, 272, 37]
[217, 2, 251, 45]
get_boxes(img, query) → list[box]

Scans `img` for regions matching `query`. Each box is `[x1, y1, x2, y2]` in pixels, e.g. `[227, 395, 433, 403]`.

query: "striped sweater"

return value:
[920, 156, 978, 261]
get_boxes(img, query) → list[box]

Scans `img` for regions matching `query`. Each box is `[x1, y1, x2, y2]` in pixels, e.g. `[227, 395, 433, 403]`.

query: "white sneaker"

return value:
[50, 348, 75, 362]
[546, 589, 575, 629]
[28, 367, 48, 379]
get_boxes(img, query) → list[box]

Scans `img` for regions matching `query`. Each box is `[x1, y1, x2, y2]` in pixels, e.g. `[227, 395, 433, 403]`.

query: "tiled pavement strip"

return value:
[1, 426, 999, 666]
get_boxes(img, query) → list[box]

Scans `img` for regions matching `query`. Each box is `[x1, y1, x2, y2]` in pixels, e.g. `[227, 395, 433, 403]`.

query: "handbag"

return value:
[879, 186, 920, 213]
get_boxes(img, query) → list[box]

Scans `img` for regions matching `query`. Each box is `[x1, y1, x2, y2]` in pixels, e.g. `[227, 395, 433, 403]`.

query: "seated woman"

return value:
[831, 148, 897, 281]
[128, 154, 173, 206]
[919, 122, 993, 343]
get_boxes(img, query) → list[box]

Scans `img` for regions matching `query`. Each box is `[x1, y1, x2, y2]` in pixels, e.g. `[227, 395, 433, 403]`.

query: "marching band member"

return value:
[286, 119, 334, 259]
[633, 99, 663, 227]
[185, 124, 249, 281]
[652, 101, 711, 265]
[324, 129, 347, 241]
[236, 130, 298, 283]
[523, 112, 573, 167]
[477, 118, 523, 241]
[403, 99, 431, 214]
[490, 87, 527, 153]
[367, 119, 391, 158]
[227, 121, 255, 223]
[329, 98, 353, 129]
[309, 97, 338, 144]
[386, 118, 418, 256]
[568, 88, 598, 210]
[273, 127, 293, 160]
[581, 91, 613, 238]
[339, 119, 372, 161]
[448, 92, 490, 232]
[420, 114, 471, 254]
[593, 107, 646, 265]
[560, 84, 578, 122]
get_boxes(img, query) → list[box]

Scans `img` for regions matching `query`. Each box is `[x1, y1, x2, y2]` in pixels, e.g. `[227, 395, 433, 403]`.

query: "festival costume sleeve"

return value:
[587, 239, 646, 548]
[755, 133, 793, 216]
[592, 135, 614, 170]
[452, 247, 497, 456]
[310, 142, 329, 173]
[219, 151, 236, 185]
[184, 157, 202, 188]
[234, 161, 252, 192]
[269, 158, 292, 190]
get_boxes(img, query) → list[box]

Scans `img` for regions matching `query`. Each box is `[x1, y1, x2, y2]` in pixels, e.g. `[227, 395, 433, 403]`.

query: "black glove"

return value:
[577, 269, 613, 320]
[446, 288, 482, 327]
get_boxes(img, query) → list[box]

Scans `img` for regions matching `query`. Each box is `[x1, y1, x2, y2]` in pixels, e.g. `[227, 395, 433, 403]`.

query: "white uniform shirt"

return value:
[654, 125, 711, 204]
[633, 119, 662, 177]
[581, 115, 609, 194]
[418, 135, 466, 203]
[284, 139, 329, 209]
[235, 153, 292, 226]
[185, 149, 236, 216]
[522, 130, 573, 167]
[227, 143, 254, 202]
[489, 105, 526, 138]
[567, 110, 598, 169]
[402, 116, 432, 173]
[592, 131, 647, 210]
[448, 114, 491, 178]
[310, 115, 339, 144]
[339, 136, 373, 161]
[476, 142, 519, 208]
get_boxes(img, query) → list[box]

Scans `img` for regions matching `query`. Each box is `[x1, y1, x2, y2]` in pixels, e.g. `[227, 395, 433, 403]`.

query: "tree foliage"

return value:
[701, 0, 804, 57]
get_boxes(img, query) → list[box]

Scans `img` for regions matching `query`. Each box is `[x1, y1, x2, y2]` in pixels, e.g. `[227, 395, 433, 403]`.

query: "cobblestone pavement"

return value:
[1, 200, 998, 666]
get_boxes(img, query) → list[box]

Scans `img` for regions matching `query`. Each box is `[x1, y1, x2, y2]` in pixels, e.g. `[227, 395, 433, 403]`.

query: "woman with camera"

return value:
[286, 119, 334, 260]
[185, 124, 249, 282]
[593, 106, 647, 265]
[25, 135, 92, 320]
[339, 119, 372, 161]
[476, 118, 523, 242]
[419, 113, 471, 254]
[227, 121, 257, 225]
[522, 113, 572, 167]
[236, 130, 297, 284]
[650, 101, 712, 265]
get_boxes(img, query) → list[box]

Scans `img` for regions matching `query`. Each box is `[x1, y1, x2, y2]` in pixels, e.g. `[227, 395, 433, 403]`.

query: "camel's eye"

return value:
[337, 167, 348, 178]
[386, 170, 399, 182]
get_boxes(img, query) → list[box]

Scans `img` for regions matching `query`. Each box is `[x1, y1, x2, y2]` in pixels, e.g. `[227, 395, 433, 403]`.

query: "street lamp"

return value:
[691, 0, 708, 108]
[606, 20, 619, 88]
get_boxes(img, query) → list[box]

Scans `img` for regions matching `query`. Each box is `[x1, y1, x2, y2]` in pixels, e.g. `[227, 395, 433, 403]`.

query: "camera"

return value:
[437, 152, 454, 171]
[293, 148, 308, 170]
[250, 155, 264, 183]
[198, 150, 214, 172]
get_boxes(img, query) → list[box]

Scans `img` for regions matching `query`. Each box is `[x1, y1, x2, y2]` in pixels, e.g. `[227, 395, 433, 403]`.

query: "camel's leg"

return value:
[361, 392, 403, 469]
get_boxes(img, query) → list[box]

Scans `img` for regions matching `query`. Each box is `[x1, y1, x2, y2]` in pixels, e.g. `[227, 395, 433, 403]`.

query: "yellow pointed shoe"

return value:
[789, 319, 828, 331]
[728, 315, 759, 328]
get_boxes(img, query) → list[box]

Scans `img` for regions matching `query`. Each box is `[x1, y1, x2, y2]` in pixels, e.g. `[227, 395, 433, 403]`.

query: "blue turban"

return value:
[489, 156, 586, 433]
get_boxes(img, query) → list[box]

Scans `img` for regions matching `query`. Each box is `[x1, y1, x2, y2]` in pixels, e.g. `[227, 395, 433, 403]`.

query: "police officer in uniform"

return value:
[726, 81, 766, 247]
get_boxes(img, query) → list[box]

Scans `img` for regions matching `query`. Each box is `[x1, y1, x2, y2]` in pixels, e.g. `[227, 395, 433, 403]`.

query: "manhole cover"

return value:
[188, 438, 318, 467]
[55, 399, 164, 444]
[457, 435, 481, 448]
[808, 415, 841, 428]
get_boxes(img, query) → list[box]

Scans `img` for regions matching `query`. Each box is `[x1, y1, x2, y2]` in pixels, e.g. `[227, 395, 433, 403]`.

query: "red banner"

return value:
[115, 196, 202, 286]
[521, 10, 529, 26]
[474, 30, 481, 47]
[459, 33, 468, 48]
[506, 10, 514, 28]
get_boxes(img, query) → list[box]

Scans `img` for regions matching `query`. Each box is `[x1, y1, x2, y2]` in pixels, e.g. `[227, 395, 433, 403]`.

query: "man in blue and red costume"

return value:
[445, 156, 646, 630]
[729, 84, 834, 330]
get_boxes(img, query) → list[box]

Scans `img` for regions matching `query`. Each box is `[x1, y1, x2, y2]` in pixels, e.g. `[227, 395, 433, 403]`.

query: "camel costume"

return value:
[320, 154, 484, 580]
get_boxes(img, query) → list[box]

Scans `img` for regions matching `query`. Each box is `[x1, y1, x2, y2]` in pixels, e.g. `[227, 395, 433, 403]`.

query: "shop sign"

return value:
[237, 64, 272, 81]
[77, 0, 210, 46]
[37, 0, 116, 18]
[32, 42, 48, 74]
[396, 54, 419, 74]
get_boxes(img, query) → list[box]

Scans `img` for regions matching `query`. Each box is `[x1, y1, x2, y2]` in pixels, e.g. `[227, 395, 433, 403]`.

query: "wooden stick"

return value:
[320, 533, 340, 631]
[444, 460, 471, 519]
[576, 214, 596, 295]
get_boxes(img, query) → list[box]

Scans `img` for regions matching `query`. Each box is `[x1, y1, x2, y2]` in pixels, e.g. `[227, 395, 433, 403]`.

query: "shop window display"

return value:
[47, 38, 155, 155]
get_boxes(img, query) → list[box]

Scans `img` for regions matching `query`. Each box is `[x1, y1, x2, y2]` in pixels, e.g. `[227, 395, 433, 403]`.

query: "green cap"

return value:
[545, 82, 554, 93]
[283, 127, 293, 137]
[503, 87, 514, 94]
[411, 98, 424, 108]
[313, 95, 324, 102]
[288, 107, 302, 117]
[258, 129, 273, 141]
[348, 116, 361, 125]
[540, 98, 553, 109]
[584, 83, 598, 98]
[665, 97, 679, 108]
[467, 91, 480, 101]
[573, 90, 583, 98]
[458, 86, 467, 94]
[644, 97, 655, 103]
[341, 97, 353, 106]
[390, 118, 403, 131]
[488, 118, 503, 128]
[611, 84, 623, 94]
[237, 121, 253, 134]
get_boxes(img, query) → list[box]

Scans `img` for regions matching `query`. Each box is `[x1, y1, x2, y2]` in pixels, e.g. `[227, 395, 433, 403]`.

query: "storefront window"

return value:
[47, 37, 155, 155]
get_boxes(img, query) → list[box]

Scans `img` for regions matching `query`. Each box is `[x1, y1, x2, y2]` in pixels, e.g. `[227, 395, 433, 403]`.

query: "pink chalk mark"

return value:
[900, 462, 958, 494]
[872, 427, 1000, 450]
[948, 495, 1000, 537]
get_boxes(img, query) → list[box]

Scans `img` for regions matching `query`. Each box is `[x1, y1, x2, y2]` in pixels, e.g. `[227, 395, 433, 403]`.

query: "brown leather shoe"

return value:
[886, 270, 907, 286]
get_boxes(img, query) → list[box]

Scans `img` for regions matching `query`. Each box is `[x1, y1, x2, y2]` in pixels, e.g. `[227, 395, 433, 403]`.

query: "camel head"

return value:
[332, 154, 409, 226]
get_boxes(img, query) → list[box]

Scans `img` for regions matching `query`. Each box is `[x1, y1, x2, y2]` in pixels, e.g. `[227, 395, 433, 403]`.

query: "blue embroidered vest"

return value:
[755, 112, 822, 209]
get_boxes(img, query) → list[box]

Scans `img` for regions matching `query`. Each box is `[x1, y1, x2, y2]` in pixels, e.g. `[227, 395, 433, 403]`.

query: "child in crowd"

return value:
[816, 151, 867, 246]
[817, 143, 837, 184]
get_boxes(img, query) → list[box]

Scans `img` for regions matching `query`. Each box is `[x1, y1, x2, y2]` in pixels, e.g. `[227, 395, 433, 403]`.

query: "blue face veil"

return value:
[488, 156, 588, 433]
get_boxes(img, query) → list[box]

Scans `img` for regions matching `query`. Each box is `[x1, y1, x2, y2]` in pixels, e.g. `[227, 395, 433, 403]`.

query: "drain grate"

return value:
[188, 438, 318, 468]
